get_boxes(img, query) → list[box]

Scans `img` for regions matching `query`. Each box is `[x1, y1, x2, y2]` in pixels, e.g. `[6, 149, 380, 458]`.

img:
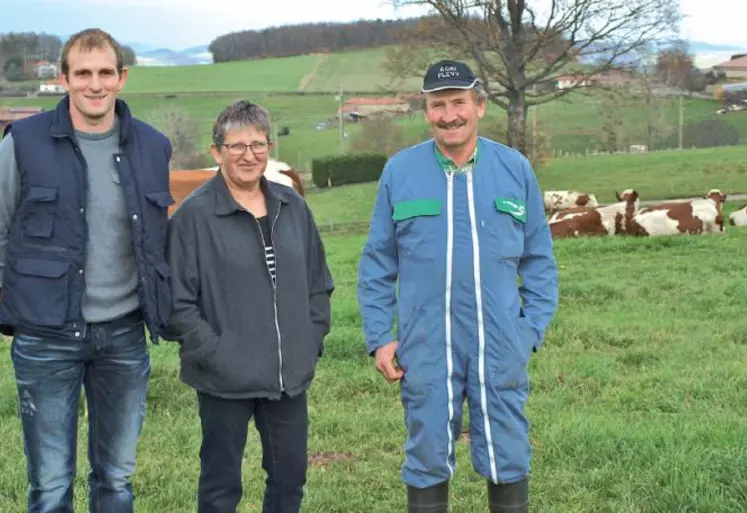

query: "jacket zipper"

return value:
[254, 201, 284, 392]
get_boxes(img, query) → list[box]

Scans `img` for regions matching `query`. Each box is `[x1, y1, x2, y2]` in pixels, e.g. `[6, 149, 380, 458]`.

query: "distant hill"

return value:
[134, 45, 212, 66]
[126, 38, 745, 69]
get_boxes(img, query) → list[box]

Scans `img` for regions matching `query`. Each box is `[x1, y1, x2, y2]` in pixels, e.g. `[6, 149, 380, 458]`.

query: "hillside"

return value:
[3, 86, 746, 171]
[121, 46, 418, 94]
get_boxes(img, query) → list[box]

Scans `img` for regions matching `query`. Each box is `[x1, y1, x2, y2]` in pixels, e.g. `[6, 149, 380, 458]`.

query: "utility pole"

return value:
[678, 94, 683, 150]
[338, 85, 344, 153]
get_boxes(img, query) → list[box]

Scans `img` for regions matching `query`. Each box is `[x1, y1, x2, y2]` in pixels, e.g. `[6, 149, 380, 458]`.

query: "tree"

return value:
[655, 41, 693, 89]
[349, 117, 412, 157]
[3, 55, 25, 82]
[142, 106, 208, 169]
[386, 0, 681, 156]
[121, 45, 137, 66]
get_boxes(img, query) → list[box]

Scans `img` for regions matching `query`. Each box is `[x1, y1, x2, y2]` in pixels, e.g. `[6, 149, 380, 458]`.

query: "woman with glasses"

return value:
[165, 99, 335, 513]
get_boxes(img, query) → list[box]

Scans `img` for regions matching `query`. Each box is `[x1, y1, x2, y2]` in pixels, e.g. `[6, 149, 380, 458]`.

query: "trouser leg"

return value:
[196, 392, 252, 513]
[254, 391, 309, 513]
[11, 333, 86, 513]
[85, 321, 150, 513]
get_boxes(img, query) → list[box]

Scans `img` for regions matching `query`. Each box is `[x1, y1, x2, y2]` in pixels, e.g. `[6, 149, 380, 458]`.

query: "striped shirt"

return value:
[257, 215, 276, 286]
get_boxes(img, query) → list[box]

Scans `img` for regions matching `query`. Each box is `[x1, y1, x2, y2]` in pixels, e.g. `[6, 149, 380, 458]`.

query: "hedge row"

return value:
[311, 153, 387, 188]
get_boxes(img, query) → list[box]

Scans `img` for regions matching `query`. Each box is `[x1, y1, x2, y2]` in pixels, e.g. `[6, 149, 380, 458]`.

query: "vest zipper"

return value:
[73, 141, 89, 340]
[254, 201, 284, 393]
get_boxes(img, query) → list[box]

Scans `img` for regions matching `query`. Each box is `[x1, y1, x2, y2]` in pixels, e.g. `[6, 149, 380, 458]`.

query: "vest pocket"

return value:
[8, 257, 69, 327]
[23, 185, 57, 238]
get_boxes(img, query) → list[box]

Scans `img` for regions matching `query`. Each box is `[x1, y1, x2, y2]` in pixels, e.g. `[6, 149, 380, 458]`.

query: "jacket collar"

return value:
[49, 94, 133, 147]
[214, 169, 293, 217]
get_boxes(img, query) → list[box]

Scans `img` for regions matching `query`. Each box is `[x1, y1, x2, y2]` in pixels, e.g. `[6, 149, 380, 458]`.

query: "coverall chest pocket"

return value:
[393, 199, 441, 263]
[486, 197, 526, 262]
[22, 185, 58, 239]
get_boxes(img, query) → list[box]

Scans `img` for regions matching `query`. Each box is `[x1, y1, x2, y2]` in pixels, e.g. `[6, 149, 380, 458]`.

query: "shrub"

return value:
[311, 153, 387, 188]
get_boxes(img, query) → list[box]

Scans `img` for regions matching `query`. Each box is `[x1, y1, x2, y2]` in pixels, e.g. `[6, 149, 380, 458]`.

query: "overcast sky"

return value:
[0, 0, 745, 51]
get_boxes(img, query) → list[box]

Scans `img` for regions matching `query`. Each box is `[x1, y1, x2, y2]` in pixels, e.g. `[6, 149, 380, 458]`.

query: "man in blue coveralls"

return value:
[357, 60, 559, 512]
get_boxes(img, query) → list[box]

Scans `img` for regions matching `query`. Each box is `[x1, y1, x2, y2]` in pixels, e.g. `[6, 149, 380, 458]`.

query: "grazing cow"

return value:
[629, 189, 728, 236]
[168, 160, 306, 216]
[728, 204, 747, 226]
[549, 189, 639, 238]
[544, 190, 599, 212]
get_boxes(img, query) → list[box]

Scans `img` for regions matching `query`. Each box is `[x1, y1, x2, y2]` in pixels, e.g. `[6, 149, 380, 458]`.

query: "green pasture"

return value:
[303, 145, 747, 227]
[0, 214, 745, 511]
[4, 90, 746, 173]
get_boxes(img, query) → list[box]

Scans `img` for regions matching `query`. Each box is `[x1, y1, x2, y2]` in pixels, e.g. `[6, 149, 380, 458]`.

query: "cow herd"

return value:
[543, 188, 747, 239]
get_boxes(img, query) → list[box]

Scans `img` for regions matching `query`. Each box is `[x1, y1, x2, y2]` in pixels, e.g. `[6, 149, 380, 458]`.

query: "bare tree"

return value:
[142, 106, 208, 169]
[387, 0, 681, 156]
[655, 40, 693, 89]
[350, 117, 412, 157]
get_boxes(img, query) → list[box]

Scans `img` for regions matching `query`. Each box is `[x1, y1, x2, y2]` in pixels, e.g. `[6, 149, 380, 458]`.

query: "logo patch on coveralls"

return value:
[495, 198, 526, 223]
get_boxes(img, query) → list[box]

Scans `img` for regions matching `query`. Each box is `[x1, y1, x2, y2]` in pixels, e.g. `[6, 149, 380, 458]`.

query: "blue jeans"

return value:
[10, 311, 150, 513]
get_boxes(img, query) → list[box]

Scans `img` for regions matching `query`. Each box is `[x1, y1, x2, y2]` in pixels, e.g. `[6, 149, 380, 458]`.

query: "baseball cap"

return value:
[421, 60, 479, 93]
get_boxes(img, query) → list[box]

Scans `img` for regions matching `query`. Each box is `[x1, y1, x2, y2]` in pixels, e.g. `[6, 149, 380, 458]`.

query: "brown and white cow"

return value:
[549, 189, 639, 238]
[544, 190, 599, 213]
[728, 204, 747, 226]
[168, 159, 306, 216]
[264, 159, 306, 197]
[629, 189, 728, 236]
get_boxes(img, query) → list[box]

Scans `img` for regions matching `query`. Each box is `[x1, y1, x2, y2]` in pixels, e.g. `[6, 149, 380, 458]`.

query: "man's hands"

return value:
[375, 340, 404, 384]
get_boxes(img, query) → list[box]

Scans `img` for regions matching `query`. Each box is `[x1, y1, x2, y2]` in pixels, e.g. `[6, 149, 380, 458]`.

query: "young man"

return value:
[0, 28, 173, 512]
[357, 60, 559, 512]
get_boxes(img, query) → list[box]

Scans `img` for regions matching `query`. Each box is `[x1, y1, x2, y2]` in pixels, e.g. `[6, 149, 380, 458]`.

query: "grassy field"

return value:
[0, 217, 745, 511]
[4, 91, 747, 172]
[304, 145, 747, 228]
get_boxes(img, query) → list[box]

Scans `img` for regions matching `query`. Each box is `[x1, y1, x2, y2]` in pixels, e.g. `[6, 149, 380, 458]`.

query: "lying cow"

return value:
[728, 204, 747, 226]
[544, 190, 599, 213]
[629, 189, 727, 236]
[549, 189, 639, 238]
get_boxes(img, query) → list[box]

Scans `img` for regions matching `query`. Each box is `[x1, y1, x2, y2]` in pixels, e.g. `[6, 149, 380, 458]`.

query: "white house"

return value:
[39, 80, 65, 95]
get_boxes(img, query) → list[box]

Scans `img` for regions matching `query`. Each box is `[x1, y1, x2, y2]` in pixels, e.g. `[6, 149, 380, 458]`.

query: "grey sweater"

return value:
[0, 121, 139, 323]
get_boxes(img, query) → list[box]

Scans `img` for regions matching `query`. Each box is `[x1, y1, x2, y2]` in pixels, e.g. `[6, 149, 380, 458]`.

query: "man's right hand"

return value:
[375, 340, 404, 384]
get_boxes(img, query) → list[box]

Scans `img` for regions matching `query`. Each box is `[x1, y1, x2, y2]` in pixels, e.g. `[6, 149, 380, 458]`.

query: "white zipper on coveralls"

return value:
[444, 170, 456, 477]
[466, 171, 498, 483]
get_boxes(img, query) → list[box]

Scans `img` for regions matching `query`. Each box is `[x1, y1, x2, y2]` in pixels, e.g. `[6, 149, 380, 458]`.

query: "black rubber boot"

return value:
[407, 481, 449, 512]
[488, 477, 529, 513]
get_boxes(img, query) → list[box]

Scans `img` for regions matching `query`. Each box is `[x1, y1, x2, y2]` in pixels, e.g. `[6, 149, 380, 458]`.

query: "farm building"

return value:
[711, 54, 747, 80]
[39, 79, 66, 95]
[554, 69, 637, 90]
[337, 97, 410, 119]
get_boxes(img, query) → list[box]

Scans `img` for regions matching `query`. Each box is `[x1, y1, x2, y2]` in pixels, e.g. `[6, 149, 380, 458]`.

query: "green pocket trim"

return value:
[392, 199, 442, 221]
[495, 198, 526, 224]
